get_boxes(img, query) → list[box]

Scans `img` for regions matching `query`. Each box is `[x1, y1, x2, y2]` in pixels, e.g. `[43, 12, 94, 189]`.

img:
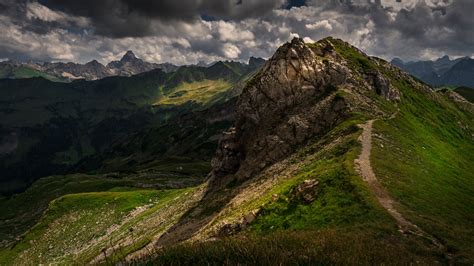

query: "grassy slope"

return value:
[0, 187, 201, 265]
[149, 113, 442, 264]
[335, 38, 474, 261]
[0, 65, 63, 82]
[11, 66, 64, 82]
[372, 79, 474, 261]
[0, 159, 206, 248]
[155, 79, 232, 108]
[0, 174, 136, 244]
[248, 114, 387, 232]
[152, 229, 436, 265]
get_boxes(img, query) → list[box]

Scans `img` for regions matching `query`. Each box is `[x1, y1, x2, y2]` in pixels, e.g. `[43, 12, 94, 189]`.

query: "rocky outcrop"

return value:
[364, 70, 400, 101]
[291, 179, 320, 204]
[218, 209, 261, 237]
[43, 60, 113, 80]
[211, 37, 400, 184]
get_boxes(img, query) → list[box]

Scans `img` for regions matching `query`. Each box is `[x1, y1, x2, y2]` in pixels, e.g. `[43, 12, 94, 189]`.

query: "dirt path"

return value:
[354, 120, 446, 250]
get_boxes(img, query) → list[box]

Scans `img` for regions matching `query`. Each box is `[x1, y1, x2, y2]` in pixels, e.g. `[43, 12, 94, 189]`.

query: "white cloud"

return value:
[222, 43, 241, 59]
[25, 2, 90, 27]
[26, 2, 65, 22]
[217, 21, 254, 42]
[305, 20, 333, 31]
[303, 37, 315, 43]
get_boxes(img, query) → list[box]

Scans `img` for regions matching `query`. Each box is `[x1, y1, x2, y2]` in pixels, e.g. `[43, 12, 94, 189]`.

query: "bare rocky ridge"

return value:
[0, 51, 178, 81]
[42, 60, 113, 81]
[211, 37, 400, 185]
[107, 50, 177, 76]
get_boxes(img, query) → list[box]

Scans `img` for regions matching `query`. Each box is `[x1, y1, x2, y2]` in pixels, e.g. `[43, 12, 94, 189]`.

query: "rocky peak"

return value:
[121, 50, 138, 62]
[106, 50, 156, 76]
[391, 57, 404, 67]
[210, 37, 400, 186]
[85, 60, 103, 67]
[211, 37, 349, 182]
[248, 56, 265, 69]
[436, 55, 450, 63]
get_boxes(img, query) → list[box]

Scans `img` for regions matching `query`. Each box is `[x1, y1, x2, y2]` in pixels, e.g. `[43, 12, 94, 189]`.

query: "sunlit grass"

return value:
[155, 79, 232, 106]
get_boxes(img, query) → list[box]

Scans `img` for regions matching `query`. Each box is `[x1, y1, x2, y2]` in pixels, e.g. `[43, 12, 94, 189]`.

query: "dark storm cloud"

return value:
[21, 18, 60, 34]
[0, 0, 26, 21]
[0, 0, 472, 64]
[390, 0, 474, 52]
[300, 0, 474, 59]
[38, 0, 285, 37]
[368, 0, 474, 59]
[0, 0, 89, 36]
[285, 0, 306, 9]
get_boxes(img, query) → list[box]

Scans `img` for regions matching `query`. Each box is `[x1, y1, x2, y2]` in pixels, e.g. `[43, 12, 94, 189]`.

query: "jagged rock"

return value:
[248, 56, 266, 70]
[218, 209, 261, 237]
[43, 60, 113, 80]
[272, 194, 279, 202]
[211, 37, 351, 183]
[218, 223, 241, 237]
[211, 127, 242, 178]
[211, 37, 401, 186]
[365, 70, 400, 101]
[291, 179, 320, 204]
[242, 209, 261, 226]
[107, 50, 177, 76]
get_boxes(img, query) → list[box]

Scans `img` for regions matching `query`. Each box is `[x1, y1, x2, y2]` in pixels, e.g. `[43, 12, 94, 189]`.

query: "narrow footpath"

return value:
[354, 120, 447, 252]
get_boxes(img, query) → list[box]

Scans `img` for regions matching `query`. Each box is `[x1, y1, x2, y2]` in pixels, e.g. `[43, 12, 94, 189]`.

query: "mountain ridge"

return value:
[391, 56, 474, 88]
[0, 53, 267, 82]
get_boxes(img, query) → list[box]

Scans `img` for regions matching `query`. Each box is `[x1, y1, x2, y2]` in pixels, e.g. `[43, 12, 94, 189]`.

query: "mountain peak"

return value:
[436, 55, 450, 63]
[211, 36, 400, 183]
[391, 57, 404, 66]
[290, 36, 305, 46]
[85, 59, 102, 66]
[248, 56, 265, 68]
[121, 50, 138, 62]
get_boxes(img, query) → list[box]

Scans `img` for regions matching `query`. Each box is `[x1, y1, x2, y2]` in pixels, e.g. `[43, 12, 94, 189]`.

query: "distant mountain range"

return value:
[0, 52, 266, 82]
[391, 56, 474, 88]
[0, 52, 265, 82]
[0, 51, 179, 81]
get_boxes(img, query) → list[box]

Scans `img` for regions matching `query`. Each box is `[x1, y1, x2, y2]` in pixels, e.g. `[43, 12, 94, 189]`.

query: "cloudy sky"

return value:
[0, 0, 472, 65]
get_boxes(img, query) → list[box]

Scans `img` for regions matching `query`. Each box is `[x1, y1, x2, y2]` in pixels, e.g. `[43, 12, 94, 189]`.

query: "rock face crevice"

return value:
[211, 37, 399, 185]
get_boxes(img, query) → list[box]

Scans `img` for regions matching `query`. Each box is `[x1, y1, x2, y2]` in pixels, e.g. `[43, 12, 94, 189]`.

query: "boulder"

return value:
[292, 179, 320, 204]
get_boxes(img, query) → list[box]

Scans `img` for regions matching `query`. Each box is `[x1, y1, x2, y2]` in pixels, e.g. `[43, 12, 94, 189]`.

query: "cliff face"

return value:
[211, 37, 400, 183]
